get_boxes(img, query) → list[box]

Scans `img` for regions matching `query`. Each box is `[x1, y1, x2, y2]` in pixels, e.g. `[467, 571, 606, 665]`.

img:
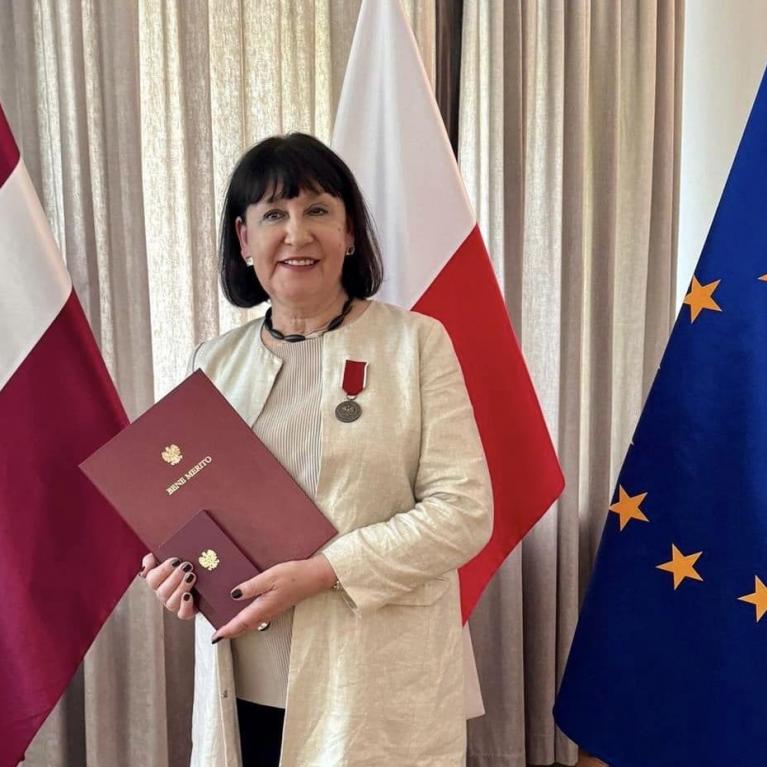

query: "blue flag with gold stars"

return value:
[554, 67, 767, 766]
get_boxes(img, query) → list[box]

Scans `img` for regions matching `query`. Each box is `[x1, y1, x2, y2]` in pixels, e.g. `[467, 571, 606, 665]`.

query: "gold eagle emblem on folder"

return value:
[199, 549, 219, 571]
[161, 444, 183, 465]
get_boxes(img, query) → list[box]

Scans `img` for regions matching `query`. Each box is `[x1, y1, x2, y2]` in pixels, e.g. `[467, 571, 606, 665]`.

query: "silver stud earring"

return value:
[345, 245, 355, 256]
[245, 256, 253, 266]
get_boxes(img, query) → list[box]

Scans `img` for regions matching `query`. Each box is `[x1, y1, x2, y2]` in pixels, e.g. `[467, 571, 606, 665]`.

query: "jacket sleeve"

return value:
[321, 320, 494, 614]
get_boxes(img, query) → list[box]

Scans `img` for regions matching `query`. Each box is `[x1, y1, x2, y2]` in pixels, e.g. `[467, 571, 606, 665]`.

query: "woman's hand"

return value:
[211, 555, 337, 643]
[139, 553, 198, 620]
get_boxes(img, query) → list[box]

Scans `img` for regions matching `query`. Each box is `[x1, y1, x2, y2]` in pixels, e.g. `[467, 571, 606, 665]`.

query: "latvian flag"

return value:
[333, 0, 565, 621]
[0, 106, 142, 765]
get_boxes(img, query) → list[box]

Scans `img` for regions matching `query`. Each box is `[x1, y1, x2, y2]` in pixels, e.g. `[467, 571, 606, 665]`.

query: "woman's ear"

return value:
[345, 228, 355, 256]
[235, 216, 250, 263]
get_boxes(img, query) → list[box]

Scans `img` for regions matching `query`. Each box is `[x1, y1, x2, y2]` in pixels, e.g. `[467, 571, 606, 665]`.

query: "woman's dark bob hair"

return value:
[219, 133, 383, 307]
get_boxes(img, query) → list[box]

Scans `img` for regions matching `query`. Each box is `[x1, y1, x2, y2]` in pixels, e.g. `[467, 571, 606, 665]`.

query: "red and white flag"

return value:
[333, 0, 564, 621]
[0, 106, 143, 765]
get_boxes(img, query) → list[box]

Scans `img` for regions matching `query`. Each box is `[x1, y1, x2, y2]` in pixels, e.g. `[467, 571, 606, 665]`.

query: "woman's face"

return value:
[236, 188, 353, 308]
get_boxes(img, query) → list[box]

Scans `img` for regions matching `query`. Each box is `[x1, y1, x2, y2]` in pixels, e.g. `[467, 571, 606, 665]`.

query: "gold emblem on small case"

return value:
[162, 444, 183, 465]
[199, 549, 219, 571]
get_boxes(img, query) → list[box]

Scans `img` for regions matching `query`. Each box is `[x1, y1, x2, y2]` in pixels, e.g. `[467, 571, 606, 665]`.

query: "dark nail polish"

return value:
[182, 563, 192, 573]
[171, 559, 181, 568]
[183, 593, 191, 602]
[185, 573, 194, 583]
[231, 588, 242, 599]
[211, 636, 222, 645]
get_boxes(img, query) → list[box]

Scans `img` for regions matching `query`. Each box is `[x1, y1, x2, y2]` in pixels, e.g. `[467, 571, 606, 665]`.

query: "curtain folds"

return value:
[0, 2, 682, 766]
[435, 0, 464, 153]
[1, 3, 434, 766]
[460, 3, 683, 766]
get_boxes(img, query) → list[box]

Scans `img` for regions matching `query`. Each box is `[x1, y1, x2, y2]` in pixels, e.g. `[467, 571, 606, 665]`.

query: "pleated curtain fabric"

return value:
[0, 3, 434, 766]
[459, 2, 683, 766]
[0, 1, 682, 765]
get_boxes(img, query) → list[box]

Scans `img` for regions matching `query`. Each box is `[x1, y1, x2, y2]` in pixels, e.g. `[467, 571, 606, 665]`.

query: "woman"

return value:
[140, 133, 492, 767]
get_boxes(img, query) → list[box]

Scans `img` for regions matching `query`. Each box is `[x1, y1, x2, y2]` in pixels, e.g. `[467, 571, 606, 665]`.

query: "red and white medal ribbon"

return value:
[335, 360, 367, 422]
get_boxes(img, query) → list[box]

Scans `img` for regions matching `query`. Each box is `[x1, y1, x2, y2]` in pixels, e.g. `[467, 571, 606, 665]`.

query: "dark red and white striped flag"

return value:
[333, 0, 565, 621]
[0, 105, 142, 766]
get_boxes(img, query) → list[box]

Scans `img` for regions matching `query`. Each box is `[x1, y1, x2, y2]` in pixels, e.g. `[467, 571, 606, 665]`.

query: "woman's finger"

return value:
[212, 594, 277, 642]
[229, 568, 274, 601]
[145, 557, 182, 591]
[139, 552, 158, 577]
[165, 569, 196, 612]
[156, 562, 193, 603]
[177, 592, 197, 621]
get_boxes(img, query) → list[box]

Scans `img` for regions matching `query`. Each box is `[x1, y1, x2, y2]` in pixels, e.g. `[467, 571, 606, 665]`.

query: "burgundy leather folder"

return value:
[80, 370, 337, 627]
[156, 510, 260, 627]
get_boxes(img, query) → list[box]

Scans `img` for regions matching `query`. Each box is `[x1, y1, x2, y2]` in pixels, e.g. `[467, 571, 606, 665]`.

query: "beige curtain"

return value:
[1, 2, 434, 765]
[459, 2, 683, 766]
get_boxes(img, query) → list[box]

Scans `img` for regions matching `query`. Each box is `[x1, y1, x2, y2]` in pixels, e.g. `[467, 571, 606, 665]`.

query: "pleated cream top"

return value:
[231, 332, 323, 708]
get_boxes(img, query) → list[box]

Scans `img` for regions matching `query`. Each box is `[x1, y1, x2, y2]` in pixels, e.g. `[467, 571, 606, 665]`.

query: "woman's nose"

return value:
[284, 216, 312, 246]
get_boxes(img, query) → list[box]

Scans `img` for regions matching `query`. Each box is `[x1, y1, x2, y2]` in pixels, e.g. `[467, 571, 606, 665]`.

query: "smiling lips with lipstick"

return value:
[235, 187, 354, 309]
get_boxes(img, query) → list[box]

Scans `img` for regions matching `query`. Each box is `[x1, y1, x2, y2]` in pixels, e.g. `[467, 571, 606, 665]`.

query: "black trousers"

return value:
[236, 698, 285, 767]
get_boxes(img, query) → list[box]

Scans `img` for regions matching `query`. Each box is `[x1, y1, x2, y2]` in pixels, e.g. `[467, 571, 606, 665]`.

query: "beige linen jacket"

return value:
[188, 300, 492, 767]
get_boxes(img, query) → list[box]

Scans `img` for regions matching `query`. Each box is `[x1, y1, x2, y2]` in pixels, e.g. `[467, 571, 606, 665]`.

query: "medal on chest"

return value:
[335, 360, 367, 423]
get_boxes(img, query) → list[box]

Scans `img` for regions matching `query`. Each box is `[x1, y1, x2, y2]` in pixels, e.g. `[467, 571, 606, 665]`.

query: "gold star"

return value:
[656, 545, 703, 589]
[608, 486, 649, 531]
[683, 276, 721, 322]
[738, 576, 767, 622]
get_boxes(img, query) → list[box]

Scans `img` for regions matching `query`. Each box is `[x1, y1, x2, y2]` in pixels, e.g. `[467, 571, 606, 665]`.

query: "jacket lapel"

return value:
[206, 320, 283, 429]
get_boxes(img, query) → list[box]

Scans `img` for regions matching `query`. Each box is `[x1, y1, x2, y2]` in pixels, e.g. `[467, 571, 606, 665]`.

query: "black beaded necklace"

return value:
[264, 298, 354, 343]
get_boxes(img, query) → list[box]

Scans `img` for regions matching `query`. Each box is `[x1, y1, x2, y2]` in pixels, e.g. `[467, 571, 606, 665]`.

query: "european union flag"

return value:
[554, 67, 767, 767]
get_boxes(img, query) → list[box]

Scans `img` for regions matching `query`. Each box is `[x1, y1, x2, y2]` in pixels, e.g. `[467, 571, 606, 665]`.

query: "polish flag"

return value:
[333, 0, 564, 622]
[0, 106, 143, 765]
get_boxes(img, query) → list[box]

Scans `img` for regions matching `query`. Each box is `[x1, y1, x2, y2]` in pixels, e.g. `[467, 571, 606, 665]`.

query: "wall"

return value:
[677, 1, 767, 307]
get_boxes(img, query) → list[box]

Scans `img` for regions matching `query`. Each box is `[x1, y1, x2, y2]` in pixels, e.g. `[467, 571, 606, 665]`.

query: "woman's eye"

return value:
[308, 207, 328, 216]
[263, 210, 284, 221]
